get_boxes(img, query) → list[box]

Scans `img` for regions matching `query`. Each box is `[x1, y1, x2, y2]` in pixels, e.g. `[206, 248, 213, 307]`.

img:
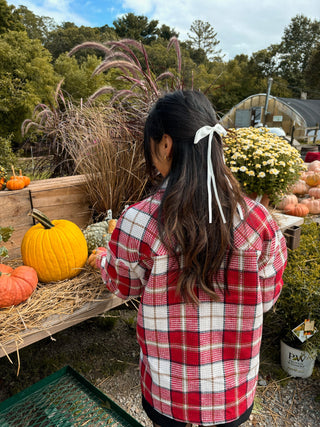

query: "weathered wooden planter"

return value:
[0, 175, 129, 360]
[0, 175, 92, 259]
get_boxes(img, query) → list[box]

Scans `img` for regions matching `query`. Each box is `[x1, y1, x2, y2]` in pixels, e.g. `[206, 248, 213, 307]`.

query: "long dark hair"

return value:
[144, 90, 245, 304]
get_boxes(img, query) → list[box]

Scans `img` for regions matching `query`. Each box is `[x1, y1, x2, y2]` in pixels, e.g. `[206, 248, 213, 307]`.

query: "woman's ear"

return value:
[160, 134, 173, 159]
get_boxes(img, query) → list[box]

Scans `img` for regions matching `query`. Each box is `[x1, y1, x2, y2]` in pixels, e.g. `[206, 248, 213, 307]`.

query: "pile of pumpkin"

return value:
[277, 160, 320, 216]
[0, 209, 117, 309]
[0, 166, 30, 191]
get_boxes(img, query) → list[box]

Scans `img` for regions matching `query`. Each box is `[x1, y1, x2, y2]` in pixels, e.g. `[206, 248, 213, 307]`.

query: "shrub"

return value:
[0, 135, 17, 173]
[272, 221, 320, 354]
[0, 226, 14, 259]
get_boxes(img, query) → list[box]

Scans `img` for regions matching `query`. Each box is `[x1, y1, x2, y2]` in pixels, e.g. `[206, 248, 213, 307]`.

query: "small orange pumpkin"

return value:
[0, 264, 38, 307]
[6, 165, 25, 191]
[6, 177, 25, 191]
[19, 169, 31, 187]
[284, 203, 309, 217]
[301, 197, 320, 214]
[305, 173, 320, 187]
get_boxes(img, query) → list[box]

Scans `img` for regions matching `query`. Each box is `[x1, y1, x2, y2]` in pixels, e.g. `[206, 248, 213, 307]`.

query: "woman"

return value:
[89, 90, 287, 426]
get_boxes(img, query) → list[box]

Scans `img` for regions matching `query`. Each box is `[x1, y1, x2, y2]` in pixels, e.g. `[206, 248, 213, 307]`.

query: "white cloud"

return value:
[124, 0, 320, 57]
[7, 0, 320, 58]
[122, 0, 154, 15]
[9, 0, 90, 26]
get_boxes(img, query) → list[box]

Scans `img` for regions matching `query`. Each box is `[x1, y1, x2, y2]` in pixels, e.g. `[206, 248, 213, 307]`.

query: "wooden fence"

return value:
[0, 175, 92, 259]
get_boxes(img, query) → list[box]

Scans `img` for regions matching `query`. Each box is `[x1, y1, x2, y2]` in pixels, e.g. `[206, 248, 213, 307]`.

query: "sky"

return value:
[7, 0, 320, 59]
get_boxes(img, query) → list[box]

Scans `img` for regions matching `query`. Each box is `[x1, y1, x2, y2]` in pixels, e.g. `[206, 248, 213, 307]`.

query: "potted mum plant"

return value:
[223, 127, 306, 206]
[271, 221, 320, 377]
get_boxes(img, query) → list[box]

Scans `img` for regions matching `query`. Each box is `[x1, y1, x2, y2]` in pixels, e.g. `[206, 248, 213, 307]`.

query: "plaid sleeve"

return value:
[97, 206, 154, 300]
[258, 213, 287, 312]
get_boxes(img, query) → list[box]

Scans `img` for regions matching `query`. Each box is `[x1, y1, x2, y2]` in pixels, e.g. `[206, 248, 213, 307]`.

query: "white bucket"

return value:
[280, 340, 316, 378]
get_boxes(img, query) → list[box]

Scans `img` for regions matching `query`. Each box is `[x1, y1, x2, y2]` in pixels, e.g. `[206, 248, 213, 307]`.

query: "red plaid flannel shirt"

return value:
[97, 188, 287, 426]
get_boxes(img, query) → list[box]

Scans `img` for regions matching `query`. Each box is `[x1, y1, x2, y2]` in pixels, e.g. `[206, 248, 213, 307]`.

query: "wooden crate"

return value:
[0, 175, 92, 259]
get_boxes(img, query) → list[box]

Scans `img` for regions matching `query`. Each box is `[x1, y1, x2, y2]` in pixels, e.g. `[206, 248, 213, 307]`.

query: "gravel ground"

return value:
[99, 354, 320, 427]
[0, 306, 319, 426]
[82, 309, 320, 427]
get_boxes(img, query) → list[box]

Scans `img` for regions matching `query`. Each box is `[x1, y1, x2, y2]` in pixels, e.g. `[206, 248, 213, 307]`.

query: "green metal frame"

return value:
[0, 365, 144, 426]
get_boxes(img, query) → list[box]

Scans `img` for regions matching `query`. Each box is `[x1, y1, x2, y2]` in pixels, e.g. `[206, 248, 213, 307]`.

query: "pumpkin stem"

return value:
[29, 208, 54, 229]
[11, 165, 16, 178]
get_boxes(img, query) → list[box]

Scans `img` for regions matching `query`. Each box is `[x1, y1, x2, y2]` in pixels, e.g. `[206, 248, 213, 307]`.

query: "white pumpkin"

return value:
[276, 194, 298, 210]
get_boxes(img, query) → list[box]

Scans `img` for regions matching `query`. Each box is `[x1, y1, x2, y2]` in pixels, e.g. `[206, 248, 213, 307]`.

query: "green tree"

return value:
[203, 60, 247, 114]
[304, 42, 320, 98]
[45, 22, 102, 60]
[15, 5, 56, 44]
[143, 40, 181, 74]
[209, 55, 292, 114]
[278, 14, 320, 95]
[181, 40, 207, 66]
[0, 0, 24, 34]
[54, 53, 112, 101]
[157, 24, 179, 41]
[113, 13, 159, 44]
[244, 50, 292, 98]
[249, 46, 280, 78]
[0, 31, 58, 144]
[97, 24, 117, 41]
[142, 39, 196, 90]
[187, 19, 222, 60]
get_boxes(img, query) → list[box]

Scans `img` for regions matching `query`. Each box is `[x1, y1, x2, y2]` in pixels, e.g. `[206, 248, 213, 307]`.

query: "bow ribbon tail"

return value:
[207, 134, 226, 224]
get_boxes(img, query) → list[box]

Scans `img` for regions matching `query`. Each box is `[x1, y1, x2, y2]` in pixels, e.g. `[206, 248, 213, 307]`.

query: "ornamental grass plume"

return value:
[223, 127, 306, 204]
[49, 103, 147, 219]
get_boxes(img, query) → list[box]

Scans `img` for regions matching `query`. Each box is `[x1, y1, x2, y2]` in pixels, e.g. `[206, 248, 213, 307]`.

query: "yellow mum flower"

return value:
[223, 126, 305, 203]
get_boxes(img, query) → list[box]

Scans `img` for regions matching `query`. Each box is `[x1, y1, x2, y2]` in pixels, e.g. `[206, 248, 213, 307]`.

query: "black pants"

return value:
[142, 396, 253, 427]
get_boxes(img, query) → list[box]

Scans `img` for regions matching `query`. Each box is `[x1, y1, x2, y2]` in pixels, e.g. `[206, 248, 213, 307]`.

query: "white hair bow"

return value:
[194, 124, 244, 224]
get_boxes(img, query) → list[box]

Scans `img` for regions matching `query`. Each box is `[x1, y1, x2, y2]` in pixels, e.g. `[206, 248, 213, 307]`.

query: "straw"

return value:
[0, 259, 107, 357]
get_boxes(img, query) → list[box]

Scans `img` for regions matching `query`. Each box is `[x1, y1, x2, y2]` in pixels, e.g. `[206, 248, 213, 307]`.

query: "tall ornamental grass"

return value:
[22, 37, 184, 219]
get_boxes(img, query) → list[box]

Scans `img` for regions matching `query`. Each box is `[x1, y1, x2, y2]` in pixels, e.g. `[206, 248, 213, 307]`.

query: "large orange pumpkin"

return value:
[21, 209, 88, 283]
[0, 264, 38, 307]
